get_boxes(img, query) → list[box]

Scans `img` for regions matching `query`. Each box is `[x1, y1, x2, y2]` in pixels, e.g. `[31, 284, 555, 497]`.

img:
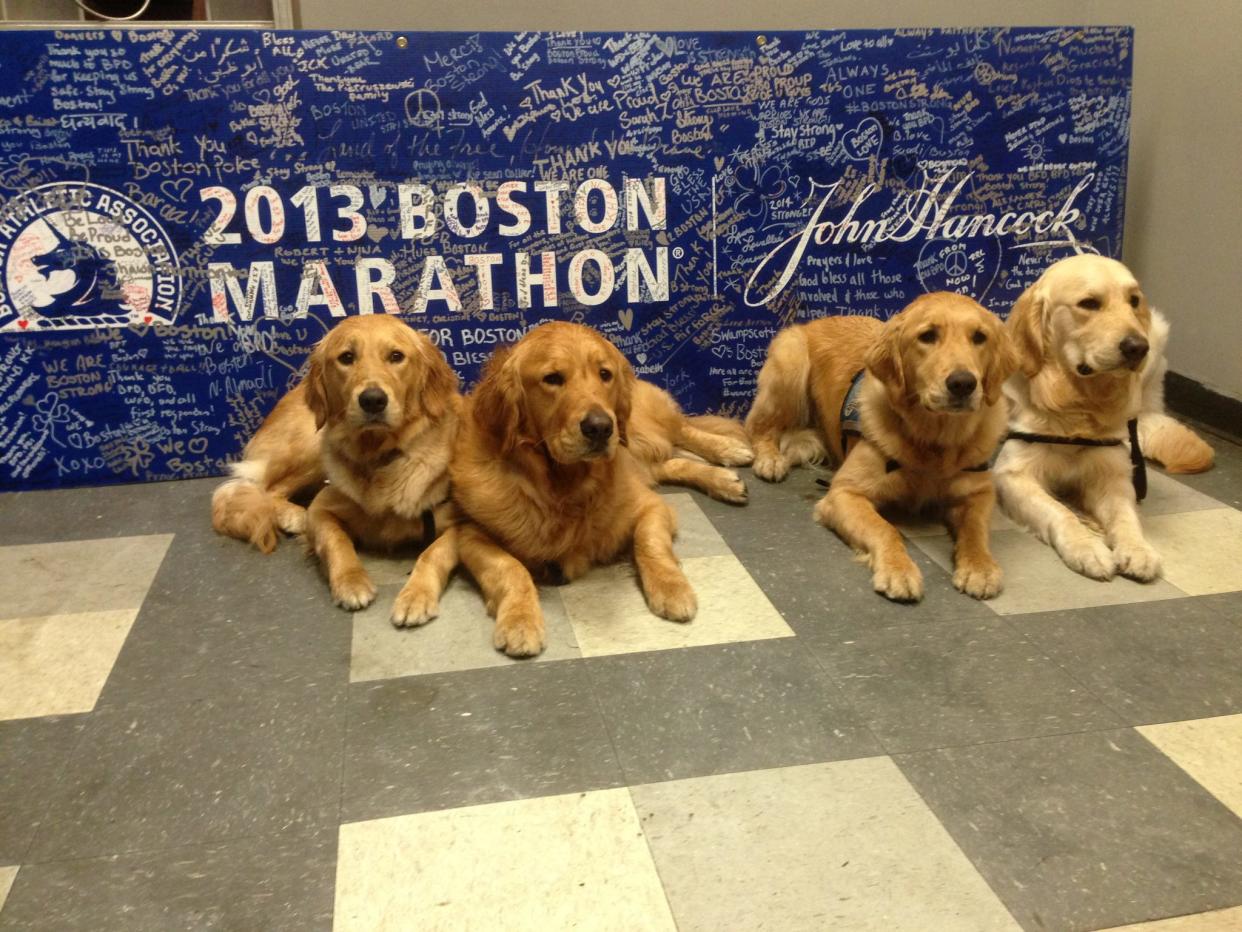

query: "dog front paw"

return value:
[390, 579, 439, 628]
[332, 568, 377, 611]
[645, 571, 697, 622]
[718, 441, 755, 467]
[1057, 532, 1115, 580]
[873, 552, 924, 602]
[752, 452, 790, 483]
[493, 601, 546, 657]
[1114, 540, 1162, 582]
[954, 556, 1003, 600]
[711, 469, 749, 504]
[276, 503, 307, 535]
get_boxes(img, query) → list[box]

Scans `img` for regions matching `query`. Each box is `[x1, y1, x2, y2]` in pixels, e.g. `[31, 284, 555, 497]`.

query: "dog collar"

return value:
[1003, 417, 1147, 501]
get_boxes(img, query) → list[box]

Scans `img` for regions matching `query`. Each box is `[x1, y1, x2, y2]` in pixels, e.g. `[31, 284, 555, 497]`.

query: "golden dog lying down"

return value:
[747, 292, 1018, 601]
[212, 314, 461, 624]
[995, 254, 1214, 581]
[448, 321, 751, 657]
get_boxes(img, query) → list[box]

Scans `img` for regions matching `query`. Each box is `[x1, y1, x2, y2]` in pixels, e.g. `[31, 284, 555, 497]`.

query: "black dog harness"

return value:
[420, 508, 437, 548]
[1003, 417, 1147, 502]
[833, 369, 992, 478]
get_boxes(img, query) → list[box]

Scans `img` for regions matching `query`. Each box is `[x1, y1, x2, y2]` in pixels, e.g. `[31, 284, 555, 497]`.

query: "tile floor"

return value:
[1, 426, 1241, 930]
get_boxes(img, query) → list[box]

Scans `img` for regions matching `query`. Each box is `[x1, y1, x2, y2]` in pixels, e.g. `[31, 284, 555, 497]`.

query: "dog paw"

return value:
[812, 495, 834, 528]
[711, 470, 749, 504]
[752, 452, 790, 483]
[390, 581, 439, 628]
[332, 568, 377, 611]
[954, 557, 1003, 600]
[873, 553, 924, 602]
[718, 441, 755, 467]
[1114, 541, 1162, 582]
[1057, 533, 1116, 580]
[276, 503, 307, 535]
[645, 572, 697, 623]
[493, 602, 546, 658]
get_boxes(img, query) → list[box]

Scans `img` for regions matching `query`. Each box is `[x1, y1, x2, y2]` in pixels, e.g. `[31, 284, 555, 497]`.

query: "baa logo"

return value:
[0, 181, 181, 332]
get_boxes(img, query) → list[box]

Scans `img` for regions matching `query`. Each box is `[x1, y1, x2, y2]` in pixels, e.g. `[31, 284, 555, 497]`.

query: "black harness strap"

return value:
[420, 508, 437, 548]
[1004, 417, 1146, 502]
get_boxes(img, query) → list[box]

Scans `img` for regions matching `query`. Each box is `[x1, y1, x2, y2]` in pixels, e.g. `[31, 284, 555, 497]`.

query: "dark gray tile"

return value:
[1016, 598, 1242, 725]
[693, 470, 996, 640]
[0, 715, 85, 864]
[0, 477, 220, 544]
[895, 729, 1242, 931]
[97, 529, 352, 710]
[810, 618, 1122, 753]
[1158, 423, 1242, 510]
[0, 830, 336, 932]
[588, 638, 880, 784]
[342, 661, 623, 823]
[27, 685, 344, 862]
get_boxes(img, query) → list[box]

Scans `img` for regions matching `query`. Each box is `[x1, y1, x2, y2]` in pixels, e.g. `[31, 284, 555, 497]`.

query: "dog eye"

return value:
[388, 350, 405, 363]
[1129, 294, 1141, 308]
[972, 330, 987, 345]
[337, 351, 355, 365]
[599, 368, 613, 383]
[1078, 298, 1101, 310]
[918, 328, 938, 344]
[542, 372, 564, 386]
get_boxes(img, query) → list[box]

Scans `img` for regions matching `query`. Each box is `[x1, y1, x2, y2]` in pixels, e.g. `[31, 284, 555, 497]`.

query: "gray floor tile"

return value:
[588, 638, 880, 784]
[0, 830, 336, 932]
[1161, 428, 1242, 510]
[0, 715, 85, 864]
[894, 729, 1242, 932]
[27, 685, 344, 863]
[1016, 599, 1242, 725]
[97, 530, 352, 710]
[342, 662, 623, 823]
[810, 619, 1122, 752]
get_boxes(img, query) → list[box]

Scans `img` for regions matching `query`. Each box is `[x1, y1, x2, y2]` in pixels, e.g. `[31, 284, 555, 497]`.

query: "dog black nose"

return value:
[1120, 334, 1149, 363]
[358, 387, 388, 414]
[580, 409, 613, 444]
[945, 370, 978, 399]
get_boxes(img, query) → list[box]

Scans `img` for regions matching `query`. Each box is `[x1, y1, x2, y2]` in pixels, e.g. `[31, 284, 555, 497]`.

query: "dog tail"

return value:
[1138, 413, 1215, 474]
[211, 460, 304, 554]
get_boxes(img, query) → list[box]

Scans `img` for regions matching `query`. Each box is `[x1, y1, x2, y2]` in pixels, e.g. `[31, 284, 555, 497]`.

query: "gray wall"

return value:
[297, 0, 1242, 400]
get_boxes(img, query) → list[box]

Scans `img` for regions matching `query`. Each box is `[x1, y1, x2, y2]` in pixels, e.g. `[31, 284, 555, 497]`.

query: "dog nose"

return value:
[1120, 334, 1149, 363]
[580, 409, 613, 444]
[945, 370, 978, 399]
[358, 387, 388, 414]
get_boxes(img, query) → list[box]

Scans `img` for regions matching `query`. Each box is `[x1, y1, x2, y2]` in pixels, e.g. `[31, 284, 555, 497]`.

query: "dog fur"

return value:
[746, 292, 1019, 601]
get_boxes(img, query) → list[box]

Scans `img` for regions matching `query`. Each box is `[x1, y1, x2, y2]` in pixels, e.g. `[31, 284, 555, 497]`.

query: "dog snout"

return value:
[945, 370, 978, 400]
[579, 408, 614, 445]
[1120, 334, 1149, 364]
[358, 387, 389, 415]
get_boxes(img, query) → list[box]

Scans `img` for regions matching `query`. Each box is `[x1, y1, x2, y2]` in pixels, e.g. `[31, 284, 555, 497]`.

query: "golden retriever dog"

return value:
[212, 314, 461, 624]
[449, 321, 709, 657]
[746, 293, 1018, 601]
[994, 254, 1213, 581]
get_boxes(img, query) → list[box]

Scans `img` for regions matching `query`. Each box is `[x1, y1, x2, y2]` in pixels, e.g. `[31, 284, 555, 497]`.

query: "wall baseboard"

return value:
[1165, 371, 1242, 441]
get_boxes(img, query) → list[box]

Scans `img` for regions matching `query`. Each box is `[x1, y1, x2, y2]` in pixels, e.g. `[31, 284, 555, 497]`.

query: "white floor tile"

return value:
[911, 530, 1186, 615]
[631, 758, 1020, 931]
[334, 789, 675, 932]
[665, 492, 735, 558]
[1097, 905, 1242, 931]
[0, 610, 137, 721]
[0, 866, 16, 913]
[350, 579, 580, 681]
[559, 554, 793, 657]
[1143, 509, 1242, 595]
[1138, 714, 1242, 817]
[0, 535, 172, 619]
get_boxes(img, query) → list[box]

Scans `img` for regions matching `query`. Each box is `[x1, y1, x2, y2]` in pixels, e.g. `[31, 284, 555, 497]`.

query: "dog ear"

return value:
[865, 316, 906, 397]
[471, 347, 526, 454]
[409, 334, 459, 421]
[611, 344, 636, 445]
[303, 340, 330, 430]
[1007, 283, 1047, 378]
[983, 318, 1021, 406]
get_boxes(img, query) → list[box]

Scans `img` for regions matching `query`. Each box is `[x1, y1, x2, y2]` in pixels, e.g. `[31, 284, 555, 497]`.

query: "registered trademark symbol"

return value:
[672, 247, 684, 259]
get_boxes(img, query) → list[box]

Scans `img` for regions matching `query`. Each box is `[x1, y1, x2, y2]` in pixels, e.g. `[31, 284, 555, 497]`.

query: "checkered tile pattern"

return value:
[2, 426, 1242, 931]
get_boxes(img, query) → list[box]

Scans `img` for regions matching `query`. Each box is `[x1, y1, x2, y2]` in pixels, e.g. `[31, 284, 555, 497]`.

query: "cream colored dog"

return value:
[994, 254, 1213, 581]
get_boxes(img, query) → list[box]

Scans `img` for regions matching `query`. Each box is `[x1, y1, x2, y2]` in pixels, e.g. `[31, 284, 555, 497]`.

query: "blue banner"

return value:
[0, 27, 1132, 489]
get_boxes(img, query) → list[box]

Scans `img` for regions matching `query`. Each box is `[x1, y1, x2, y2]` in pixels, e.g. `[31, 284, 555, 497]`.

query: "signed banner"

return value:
[0, 28, 1131, 489]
